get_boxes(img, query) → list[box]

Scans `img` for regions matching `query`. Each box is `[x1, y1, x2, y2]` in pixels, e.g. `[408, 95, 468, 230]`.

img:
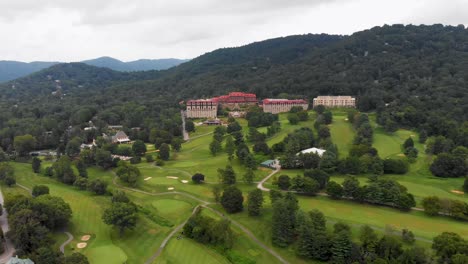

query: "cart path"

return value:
[59, 232, 74, 253]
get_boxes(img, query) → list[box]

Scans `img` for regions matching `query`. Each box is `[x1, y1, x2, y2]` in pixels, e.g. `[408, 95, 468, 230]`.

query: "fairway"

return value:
[329, 111, 354, 157]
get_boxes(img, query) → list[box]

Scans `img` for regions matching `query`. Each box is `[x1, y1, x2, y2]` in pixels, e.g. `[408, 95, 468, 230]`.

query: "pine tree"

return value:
[225, 136, 235, 160]
[247, 189, 263, 216]
[32, 157, 41, 173]
[332, 229, 353, 264]
[243, 169, 254, 184]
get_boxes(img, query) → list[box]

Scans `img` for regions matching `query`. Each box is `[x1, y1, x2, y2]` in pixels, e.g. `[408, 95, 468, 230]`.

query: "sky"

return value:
[0, 0, 467, 62]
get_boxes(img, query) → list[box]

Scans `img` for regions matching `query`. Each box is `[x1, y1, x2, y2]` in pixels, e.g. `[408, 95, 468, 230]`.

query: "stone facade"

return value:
[312, 96, 356, 108]
[186, 99, 218, 118]
[262, 99, 309, 114]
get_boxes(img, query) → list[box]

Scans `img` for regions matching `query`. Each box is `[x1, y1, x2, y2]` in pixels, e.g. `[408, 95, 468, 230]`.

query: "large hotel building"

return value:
[313, 96, 356, 108]
[262, 99, 309, 114]
[185, 99, 218, 118]
[186, 91, 312, 118]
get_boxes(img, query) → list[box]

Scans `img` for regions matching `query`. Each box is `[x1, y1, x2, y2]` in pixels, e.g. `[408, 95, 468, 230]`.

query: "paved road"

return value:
[0, 189, 15, 264]
[180, 110, 189, 141]
[59, 232, 74, 254]
[257, 166, 280, 191]
[144, 205, 201, 264]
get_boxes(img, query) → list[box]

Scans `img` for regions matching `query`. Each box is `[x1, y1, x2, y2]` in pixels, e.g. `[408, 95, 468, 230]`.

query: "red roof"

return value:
[262, 99, 308, 105]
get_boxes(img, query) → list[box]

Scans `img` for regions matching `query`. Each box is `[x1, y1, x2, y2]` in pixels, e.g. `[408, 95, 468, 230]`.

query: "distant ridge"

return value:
[0, 57, 189, 82]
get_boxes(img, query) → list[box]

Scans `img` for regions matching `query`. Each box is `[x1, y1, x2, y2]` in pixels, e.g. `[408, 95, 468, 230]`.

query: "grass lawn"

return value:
[329, 111, 354, 157]
[7, 162, 195, 264]
[155, 236, 231, 264]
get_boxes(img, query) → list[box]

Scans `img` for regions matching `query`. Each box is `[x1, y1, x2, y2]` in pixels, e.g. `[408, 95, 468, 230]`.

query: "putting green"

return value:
[152, 199, 193, 222]
[86, 245, 127, 264]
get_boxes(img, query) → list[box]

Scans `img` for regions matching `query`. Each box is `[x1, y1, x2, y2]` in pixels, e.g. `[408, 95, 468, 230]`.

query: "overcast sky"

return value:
[0, 0, 466, 62]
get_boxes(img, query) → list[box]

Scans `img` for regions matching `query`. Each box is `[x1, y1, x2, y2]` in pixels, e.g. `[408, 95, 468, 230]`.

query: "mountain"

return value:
[0, 57, 188, 82]
[0, 24, 466, 151]
[0, 61, 59, 82]
[81, 57, 189, 72]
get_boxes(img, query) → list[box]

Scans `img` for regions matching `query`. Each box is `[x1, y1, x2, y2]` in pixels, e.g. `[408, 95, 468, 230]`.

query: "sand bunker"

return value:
[166, 176, 179, 180]
[81, 235, 91, 241]
[181, 180, 188, 183]
[144, 177, 152, 181]
[344, 118, 349, 121]
[451, 190, 465, 195]
[77, 243, 87, 249]
[168, 187, 175, 191]
[397, 154, 405, 157]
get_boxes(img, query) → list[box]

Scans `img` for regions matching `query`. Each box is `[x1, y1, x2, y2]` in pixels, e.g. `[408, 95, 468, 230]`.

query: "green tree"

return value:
[243, 169, 254, 184]
[403, 137, 414, 149]
[65, 137, 82, 157]
[159, 143, 170, 160]
[247, 189, 263, 216]
[225, 136, 235, 160]
[360, 225, 378, 256]
[191, 173, 205, 184]
[75, 159, 88, 178]
[331, 229, 353, 264]
[32, 195, 72, 229]
[287, 113, 299, 125]
[326, 181, 343, 199]
[8, 209, 49, 253]
[422, 196, 441, 216]
[171, 138, 183, 152]
[342, 176, 360, 198]
[115, 162, 141, 187]
[32, 185, 49, 197]
[219, 165, 236, 185]
[132, 140, 147, 156]
[52, 156, 76, 185]
[212, 185, 222, 202]
[32, 157, 42, 173]
[277, 175, 291, 190]
[14, 134, 36, 157]
[185, 120, 195, 132]
[103, 202, 137, 236]
[323, 111, 333, 124]
[432, 232, 467, 263]
[87, 179, 108, 195]
[269, 189, 283, 204]
[463, 177, 468, 193]
[95, 148, 113, 169]
[304, 169, 329, 189]
[221, 186, 244, 213]
[63, 252, 90, 264]
[209, 139, 222, 156]
[111, 191, 130, 204]
[271, 198, 296, 247]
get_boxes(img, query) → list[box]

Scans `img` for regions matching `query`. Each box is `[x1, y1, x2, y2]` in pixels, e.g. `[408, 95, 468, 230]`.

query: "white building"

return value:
[262, 99, 308, 114]
[297, 147, 326, 157]
[186, 99, 218, 118]
[313, 96, 356, 108]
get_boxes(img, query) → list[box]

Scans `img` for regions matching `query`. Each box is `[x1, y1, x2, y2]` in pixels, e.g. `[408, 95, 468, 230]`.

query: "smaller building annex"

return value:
[297, 147, 326, 157]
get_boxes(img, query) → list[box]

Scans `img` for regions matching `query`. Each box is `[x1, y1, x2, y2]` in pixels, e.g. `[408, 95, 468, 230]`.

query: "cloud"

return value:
[0, 0, 466, 62]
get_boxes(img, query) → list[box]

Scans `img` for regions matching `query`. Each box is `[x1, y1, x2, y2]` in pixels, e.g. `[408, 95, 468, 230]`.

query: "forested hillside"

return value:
[0, 24, 467, 153]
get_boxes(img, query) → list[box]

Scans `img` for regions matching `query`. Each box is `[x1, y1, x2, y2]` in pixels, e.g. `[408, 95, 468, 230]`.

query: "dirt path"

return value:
[257, 166, 280, 191]
[59, 232, 74, 253]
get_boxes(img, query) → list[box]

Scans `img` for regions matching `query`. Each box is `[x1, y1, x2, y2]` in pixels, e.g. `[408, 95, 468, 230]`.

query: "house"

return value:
[111, 131, 130, 144]
[297, 147, 326, 157]
[203, 119, 222, 126]
[7, 256, 34, 264]
[260, 159, 278, 169]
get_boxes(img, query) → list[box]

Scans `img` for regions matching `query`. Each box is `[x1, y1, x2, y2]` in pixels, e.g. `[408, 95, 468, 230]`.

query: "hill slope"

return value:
[0, 24, 466, 152]
[0, 57, 188, 82]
